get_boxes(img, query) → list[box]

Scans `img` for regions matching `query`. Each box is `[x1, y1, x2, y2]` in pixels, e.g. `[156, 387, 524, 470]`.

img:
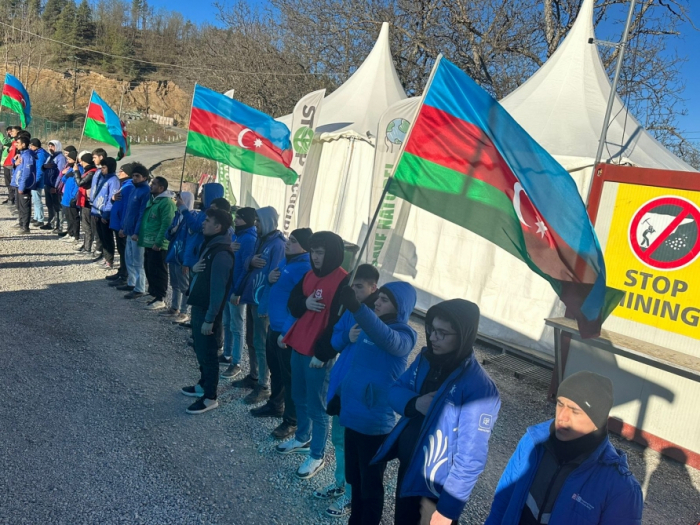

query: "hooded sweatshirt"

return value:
[47, 140, 67, 179]
[138, 190, 176, 249]
[60, 165, 79, 207]
[166, 191, 194, 265]
[91, 171, 121, 219]
[283, 231, 350, 358]
[121, 178, 151, 236]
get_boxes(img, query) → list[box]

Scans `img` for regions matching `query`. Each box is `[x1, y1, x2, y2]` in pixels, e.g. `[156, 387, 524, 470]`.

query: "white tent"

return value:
[378, 0, 696, 357]
[232, 22, 407, 244]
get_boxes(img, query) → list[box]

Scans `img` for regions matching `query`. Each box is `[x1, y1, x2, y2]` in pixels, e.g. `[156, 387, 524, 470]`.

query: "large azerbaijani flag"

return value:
[1, 73, 31, 128]
[186, 84, 297, 185]
[390, 57, 621, 337]
[85, 91, 130, 160]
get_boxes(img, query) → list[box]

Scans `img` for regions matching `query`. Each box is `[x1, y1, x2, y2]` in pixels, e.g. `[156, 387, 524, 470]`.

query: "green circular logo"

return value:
[293, 126, 314, 154]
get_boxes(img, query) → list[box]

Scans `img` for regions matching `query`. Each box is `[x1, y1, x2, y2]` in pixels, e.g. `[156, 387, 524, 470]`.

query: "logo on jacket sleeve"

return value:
[478, 414, 493, 432]
[423, 429, 449, 497]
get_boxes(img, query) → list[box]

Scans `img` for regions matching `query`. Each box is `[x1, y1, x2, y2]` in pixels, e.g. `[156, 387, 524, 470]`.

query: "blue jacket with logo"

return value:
[239, 230, 286, 305]
[15, 149, 37, 192]
[60, 168, 79, 206]
[91, 172, 121, 220]
[121, 180, 151, 236]
[109, 179, 134, 231]
[180, 183, 225, 268]
[229, 226, 257, 297]
[261, 252, 311, 333]
[338, 281, 417, 436]
[484, 420, 643, 525]
[33, 148, 50, 190]
[373, 350, 501, 521]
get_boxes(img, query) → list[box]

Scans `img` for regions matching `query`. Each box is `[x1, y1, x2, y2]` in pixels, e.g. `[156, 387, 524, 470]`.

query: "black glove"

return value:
[339, 285, 361, 313]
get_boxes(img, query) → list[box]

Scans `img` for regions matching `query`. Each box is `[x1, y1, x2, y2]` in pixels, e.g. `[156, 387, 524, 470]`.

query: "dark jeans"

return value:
[345, 428, 390, 525]
[4, 167, 15, 204]
[44, 189, 61, 228]
[114, 230, 127, 278]
[91, 214, 102, 252]
[144, 247, 168, 300]
[394, 462, 458, 525]
[64, 205, 80, 239]
[266, 329, 296, 424]
[191, 305, 222, 400]
[17, 191, 31, 229]
[81, 207, 94, 250]
[95, 219, 115, 264]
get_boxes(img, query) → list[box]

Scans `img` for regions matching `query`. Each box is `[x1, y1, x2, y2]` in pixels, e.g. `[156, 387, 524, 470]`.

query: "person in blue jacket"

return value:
[28, 138, 49, 227]
[221, 206, 257, 379]
[332, 279, 417, 525]
[41, 140, 67, 231]
[13, 135, 37, 234]
[59, 151, 80, 242]
[485, 371, 643, 525]
[91, 157, 121, 270]
[106, 163, 136, 285]
[232, 206, 286, 406]
[178, 183, 227, 271]
[164, 191, 195, 321]
[249, 228, 313, 439]
[373, 299, 501, 525]
[119, 163, 151, 299]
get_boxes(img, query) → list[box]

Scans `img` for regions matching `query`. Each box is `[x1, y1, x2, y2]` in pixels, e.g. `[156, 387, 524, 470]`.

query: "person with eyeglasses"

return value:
[372, 299, 501, 525]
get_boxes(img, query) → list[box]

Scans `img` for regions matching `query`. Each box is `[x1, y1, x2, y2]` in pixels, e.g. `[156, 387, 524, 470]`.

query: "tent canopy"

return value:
[500, 0, 695, 172]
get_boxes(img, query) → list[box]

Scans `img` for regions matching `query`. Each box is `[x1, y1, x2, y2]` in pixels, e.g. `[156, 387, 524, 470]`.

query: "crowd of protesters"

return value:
[1, 125, 644, 524]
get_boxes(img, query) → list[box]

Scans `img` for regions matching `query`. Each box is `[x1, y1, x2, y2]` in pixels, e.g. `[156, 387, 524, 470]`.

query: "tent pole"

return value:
[586, 0, 637, 205]
[339, 176, 393, 315]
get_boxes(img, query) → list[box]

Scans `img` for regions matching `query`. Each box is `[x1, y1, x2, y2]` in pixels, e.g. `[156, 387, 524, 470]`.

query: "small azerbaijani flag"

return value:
[390, 57, 621, 337]
[1, 73, 32, 128]
[186, 84, 297, 185]
[85, 91, 130, 160]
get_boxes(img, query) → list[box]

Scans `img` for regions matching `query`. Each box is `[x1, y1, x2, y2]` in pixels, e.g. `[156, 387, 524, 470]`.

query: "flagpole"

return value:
[178, 85, 197, 192]
[77, 90, 92, 151]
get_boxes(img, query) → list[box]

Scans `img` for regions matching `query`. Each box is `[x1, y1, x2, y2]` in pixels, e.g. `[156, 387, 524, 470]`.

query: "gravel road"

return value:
[0, 197, 698, 524]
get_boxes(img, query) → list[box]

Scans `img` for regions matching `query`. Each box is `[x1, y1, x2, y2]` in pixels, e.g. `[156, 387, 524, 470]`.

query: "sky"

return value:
[154, 0, 700, 136]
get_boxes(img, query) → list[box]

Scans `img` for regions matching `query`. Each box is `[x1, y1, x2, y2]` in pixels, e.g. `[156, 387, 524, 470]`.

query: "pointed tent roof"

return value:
[500, 0, 695, 172]
[277, 22, 407, 141]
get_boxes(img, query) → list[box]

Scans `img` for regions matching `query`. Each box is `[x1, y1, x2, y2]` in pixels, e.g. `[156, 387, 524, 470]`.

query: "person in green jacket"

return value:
[138, 175, 176, 310]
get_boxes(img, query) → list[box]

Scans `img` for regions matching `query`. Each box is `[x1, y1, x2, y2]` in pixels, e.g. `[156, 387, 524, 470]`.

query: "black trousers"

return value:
[345, 428, 390, 525]
[191, 306, 223, 400]
[17, 191, 31, 229]
[246, 304, 254, 349]
[81, 207, 94, 250]
[91, 214, 103, 252]
[114, 230, 127, 278]
[144, 247, 168, 300]
[64, 205, 80, 239]
[4, 167, 15, 204]
[44, 189, 61, 228]
[266, 329, 296, 424]
[95, 219, 115, 264]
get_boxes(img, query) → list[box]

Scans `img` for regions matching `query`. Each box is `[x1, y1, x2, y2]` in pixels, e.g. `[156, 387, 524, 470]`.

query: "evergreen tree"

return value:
[130, 0, 142, 29]
[53, 0, 77, 60]
[75, 0, 95, 48]
[42, 0, 66, 34]
[28, 0, 42, 18]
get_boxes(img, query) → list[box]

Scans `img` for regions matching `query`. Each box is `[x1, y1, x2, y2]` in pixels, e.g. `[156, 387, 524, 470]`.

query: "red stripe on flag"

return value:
[2, 84, 27, 108]
[189, 107, 292, 167]
[87, 102, 106, 124]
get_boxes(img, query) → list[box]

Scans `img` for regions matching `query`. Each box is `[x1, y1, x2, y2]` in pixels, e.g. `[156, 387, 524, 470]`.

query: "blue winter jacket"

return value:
[373, 351, 501, 521]
[166, 208, 191, 265]
[109, 179, 134, 231]
[33, 148, 50, 190]
[229, 226, 257, 297]
[42, 153, 62, 190]
[484, 420, 643, 525]
[262, 252, 312, 332]
[91, 172, 121, 220]
[180, 183, 225, 268]
[338, 282, 417, 436]
[60, 168, 79, 207]
[121, 180, 151, 236]
[16, 149, 37, 192]
[240, 230, 286, 305]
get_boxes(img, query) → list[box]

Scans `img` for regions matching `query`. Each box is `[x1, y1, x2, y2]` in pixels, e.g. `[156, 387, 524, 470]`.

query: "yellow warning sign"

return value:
[606, 183, 700, 339]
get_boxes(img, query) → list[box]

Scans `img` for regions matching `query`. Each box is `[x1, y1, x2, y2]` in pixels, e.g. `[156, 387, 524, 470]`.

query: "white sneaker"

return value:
[296, 456, 325, 479]
[145, 300, 166, 310]
[275, 438, 311, 455]
[313, 482, 345, 499]
[326, 492, 352, 517]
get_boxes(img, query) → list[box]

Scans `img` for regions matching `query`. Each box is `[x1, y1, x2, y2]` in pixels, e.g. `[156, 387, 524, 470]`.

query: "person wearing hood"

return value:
[179, 183, 227, 271]
[276, 231, 350, 480]
[164, 190, 195, 322]
[75, 153, 99, 254]
[220, 206, 258, 381]
[28, 138, 49, 228]
[106, 163, 136, 285]
[2, 126, 21, 206]
[91, 157, 121, 270]
[373, 299, 501, 525]
[138, 176, 176, 310]
[12, 135, 36, 234]
[485, 372, 643, 525]
[232, 206, 286, 405]
[249, 228, 313, 439]
[180, 208, 235, 415]
[41, 139, 67, 231]
[59, 150, 80, 243]
[119, 163, 151, 299]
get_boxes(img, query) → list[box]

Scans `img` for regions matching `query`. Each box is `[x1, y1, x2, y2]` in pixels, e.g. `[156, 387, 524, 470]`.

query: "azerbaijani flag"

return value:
[85, 91, 130, 160]
[186, 84, 297, 185]
[390, 57, 620, 337]
[1, 73, 31, 128]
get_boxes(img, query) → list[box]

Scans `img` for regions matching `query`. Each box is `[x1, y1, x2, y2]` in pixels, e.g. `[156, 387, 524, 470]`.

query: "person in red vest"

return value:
[2, 126, 21, 207]
[276, 231, 349, 480]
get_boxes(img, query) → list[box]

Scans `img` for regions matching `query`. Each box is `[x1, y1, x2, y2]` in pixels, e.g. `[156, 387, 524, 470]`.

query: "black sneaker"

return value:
[39, 224, 53, 230]
[271, 421, 297, 440]
[244, 385, 271, 405]
[108, 279, 127, 287]
[30, 220, 39, 226]
[117, 284, 135, 291]
[250, 402, 284, 418]
[186, 397, 219, 415]
[105, 273, 121, 281]
[181, 384, 205, 397]
[57, 232, 68, 238]
[218, 354, 232, 365]
[179, 321, 191, 328]
[124, 291, 147, 299]
[220, 364, 242, 380]
[18, 228, 31, 235]
[231, 374, 258, 390]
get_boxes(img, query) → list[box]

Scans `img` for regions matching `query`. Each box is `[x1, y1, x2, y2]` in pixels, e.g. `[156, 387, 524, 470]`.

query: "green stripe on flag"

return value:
[84, 118, 120, 149]
[1, 95, 27, 127]
[186, 131, 297, 185]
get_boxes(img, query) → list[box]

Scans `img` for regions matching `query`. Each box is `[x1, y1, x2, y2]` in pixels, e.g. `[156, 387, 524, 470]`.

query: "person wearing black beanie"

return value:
[235, 206, 257, 229]
[485, 371, 643, 525]
[290, 227, 313, 252]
